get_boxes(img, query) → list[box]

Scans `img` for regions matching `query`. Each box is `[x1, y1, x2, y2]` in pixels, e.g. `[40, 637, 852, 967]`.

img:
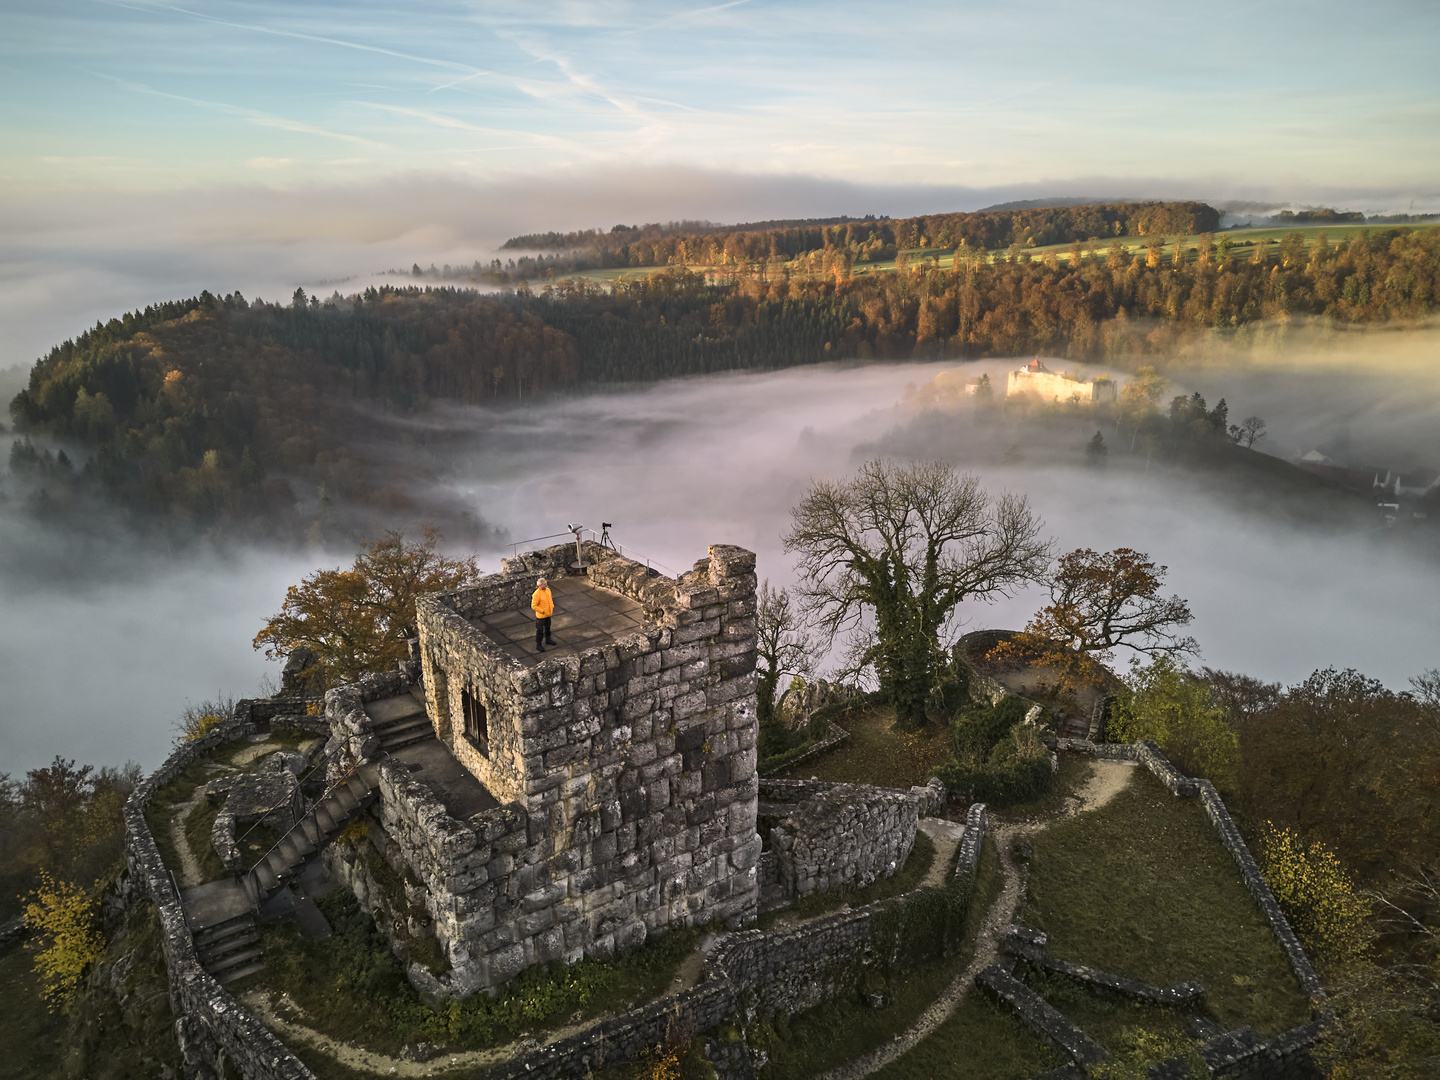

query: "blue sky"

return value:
[4, 0, 1438, 199]
[2, 0, 1438, 369]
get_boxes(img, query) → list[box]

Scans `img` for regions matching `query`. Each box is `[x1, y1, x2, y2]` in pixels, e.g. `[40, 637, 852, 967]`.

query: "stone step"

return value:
[263, 850, 294, 882]
[364, 695, 426, 726]
[331, 785, 360, 813]
[216, 961, 267, 986]
[374, 715, 432, 740]
[194, 918, 256, 952]
[281, 832, 316, 862]
[380, 728, 435, 752]
[254, 863, 278, 895]
[199, 930, 259, 967]
[409, 686, 426, 706]
[213, 957, 266, 985]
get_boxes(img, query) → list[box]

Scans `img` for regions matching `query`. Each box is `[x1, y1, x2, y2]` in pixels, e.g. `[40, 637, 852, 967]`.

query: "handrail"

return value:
[508, 528, 678, 578]
[508, 531, 574, 556]
[232, 741, 341, 851]
[578, 528, 677, 578]
[242, 743, 372, 903]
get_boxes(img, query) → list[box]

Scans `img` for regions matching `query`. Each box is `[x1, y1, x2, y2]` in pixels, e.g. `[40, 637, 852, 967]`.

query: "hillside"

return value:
[7, 224, 1438, 538]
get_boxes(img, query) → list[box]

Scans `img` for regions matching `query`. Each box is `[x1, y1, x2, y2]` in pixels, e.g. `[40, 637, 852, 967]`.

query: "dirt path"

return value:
[168, 793, 208, 888]
[812, 758, 1137, 1080]
[237, 760, 1137, 1079]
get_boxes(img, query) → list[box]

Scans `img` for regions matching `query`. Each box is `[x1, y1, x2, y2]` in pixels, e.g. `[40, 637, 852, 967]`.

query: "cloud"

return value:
[247, 157, 294, 169]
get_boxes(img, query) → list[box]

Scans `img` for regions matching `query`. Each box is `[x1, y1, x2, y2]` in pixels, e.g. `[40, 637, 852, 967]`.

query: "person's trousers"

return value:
[535, 616, 553, 647]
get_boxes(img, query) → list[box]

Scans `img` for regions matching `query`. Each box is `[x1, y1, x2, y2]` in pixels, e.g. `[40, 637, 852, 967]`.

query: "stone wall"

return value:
[122, 705, 329, 1080]
[323, 669, 416, 770]
[480, 832, 990, 1080]
[757, 778, 945, 906]
[955, 801, 990, 878]
[366, 542, 763, 997]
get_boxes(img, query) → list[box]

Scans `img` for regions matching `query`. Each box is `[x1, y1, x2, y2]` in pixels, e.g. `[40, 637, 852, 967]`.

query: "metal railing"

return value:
[507, 527, 677, 578]
[239, 739, 377, 905]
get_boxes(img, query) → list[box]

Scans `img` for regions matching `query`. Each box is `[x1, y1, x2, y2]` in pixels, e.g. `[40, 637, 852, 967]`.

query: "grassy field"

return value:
[777, 703, 952, 789]
[556, 220, 1429, 288]
[1020, 769, 1313, 1036]
[873, 991, 1063, 1080]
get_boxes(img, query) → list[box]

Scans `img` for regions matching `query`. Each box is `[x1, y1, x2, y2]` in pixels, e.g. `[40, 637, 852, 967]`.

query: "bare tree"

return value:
[1410, 669, 1440, 731]
[1239, 415, 1267, 448]
[755, 580, 814, 728]
[784, 460, 1050, 731]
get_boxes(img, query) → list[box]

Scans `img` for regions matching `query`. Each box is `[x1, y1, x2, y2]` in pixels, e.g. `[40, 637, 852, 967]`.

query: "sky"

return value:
[2, 0, 1439, 371]
[4, 0, 1439, 197]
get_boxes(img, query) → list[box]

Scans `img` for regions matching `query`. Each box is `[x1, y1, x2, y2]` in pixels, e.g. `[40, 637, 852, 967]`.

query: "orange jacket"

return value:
[531, 586, 554, 619]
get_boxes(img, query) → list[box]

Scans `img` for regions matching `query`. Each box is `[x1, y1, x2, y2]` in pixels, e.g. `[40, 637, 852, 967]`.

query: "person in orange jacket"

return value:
[532, 577, 555, 652]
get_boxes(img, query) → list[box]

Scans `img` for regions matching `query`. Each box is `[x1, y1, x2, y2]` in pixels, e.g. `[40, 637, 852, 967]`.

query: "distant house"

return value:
[1006, 359, 1118, 403]
[1293, 451, 1439, 498]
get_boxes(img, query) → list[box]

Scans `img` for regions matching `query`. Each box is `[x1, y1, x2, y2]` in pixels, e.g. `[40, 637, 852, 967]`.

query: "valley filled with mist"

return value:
[4, 326, 1437, 776]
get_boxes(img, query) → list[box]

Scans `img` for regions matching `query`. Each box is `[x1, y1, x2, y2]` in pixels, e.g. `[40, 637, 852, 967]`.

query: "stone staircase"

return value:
[363, 688, 433, 752]
[194, 912, 264, 985]
[243, 762, 381, 908]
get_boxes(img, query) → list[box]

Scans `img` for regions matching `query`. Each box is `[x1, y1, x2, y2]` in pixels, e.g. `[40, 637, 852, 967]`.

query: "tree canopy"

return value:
[784, 460, 1050, 730]
[253, 528, 478, 691]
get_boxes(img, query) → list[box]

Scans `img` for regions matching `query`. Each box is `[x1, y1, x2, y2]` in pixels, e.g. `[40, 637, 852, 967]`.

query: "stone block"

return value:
[524, 881, 567, 913]
[535, 926, 566, 964]
[615, 918, 648, 952]
[488, 943, 527, 984]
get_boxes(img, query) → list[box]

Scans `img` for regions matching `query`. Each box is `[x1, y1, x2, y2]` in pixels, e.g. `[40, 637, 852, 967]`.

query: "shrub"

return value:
[175, 693, 235, 742]
[23, 872, 105, 1010]
[1258, 822, 1373, 973]
[1106, 657, 1237, 787]
[931, 695, 1053, 807]
[932, 752, 1054, 808]
[949, 696, 1031, 762]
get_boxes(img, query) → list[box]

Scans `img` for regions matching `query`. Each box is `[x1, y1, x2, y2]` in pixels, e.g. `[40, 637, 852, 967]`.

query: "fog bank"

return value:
[5, 349, 1439, 777]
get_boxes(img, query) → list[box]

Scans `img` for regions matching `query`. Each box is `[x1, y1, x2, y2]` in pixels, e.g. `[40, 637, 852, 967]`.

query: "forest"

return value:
[7, 223, 1438, 536]
[497, 200, 1221, 269]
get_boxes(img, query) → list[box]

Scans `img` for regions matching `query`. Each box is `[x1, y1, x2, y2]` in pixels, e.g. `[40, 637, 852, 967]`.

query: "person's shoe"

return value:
[536, 644, 546, 653]
[545, 638, 556, 646]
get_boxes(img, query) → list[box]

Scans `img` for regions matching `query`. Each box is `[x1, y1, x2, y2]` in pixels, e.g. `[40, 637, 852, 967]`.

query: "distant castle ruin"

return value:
[1006, 359, 1117, 404]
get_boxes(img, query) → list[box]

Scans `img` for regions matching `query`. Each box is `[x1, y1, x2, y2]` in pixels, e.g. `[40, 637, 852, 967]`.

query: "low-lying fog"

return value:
[4, 341, 1438, 778]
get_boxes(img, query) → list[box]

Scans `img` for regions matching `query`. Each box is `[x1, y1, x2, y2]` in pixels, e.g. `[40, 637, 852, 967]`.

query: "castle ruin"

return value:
[322, 540, 765, 997]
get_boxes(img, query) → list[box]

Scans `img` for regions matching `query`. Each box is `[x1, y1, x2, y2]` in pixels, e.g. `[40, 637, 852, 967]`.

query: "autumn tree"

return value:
[1028, 548, 1195, 659]
[1232, 668, 1440, 881]
[989, 547, 1195, 695]
[784, 460, 1050, 731]
[254, 528, 478, 691]
[1258, 824, 1372, 973]
[23, 872, 105, 1010]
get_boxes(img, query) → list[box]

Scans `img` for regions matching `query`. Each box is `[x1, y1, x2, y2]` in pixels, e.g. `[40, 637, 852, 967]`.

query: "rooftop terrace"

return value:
[470, 575, 650, 666]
